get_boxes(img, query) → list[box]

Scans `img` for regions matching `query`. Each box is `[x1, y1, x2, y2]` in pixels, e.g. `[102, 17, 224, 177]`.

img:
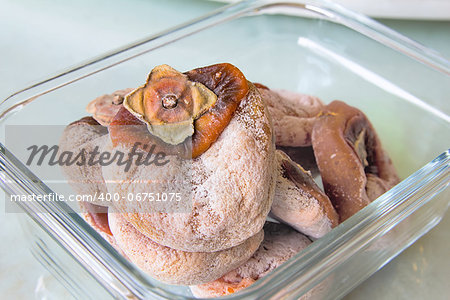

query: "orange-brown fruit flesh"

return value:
[186, 63, 249, 158]
[110, 63, 249, 158]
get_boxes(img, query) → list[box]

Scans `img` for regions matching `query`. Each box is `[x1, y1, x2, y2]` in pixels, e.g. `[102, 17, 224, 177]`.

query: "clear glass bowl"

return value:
[0, 0, 449, 299]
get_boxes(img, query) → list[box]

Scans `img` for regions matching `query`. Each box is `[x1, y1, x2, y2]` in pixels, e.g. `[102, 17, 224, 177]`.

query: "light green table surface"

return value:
[0, 0, 448, 299]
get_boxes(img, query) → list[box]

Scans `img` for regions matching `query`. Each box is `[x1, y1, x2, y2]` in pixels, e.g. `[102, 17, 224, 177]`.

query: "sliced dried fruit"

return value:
[312, 100, 400, 221]
[258, 87, 324, 147]
[271, 150, 339, 238]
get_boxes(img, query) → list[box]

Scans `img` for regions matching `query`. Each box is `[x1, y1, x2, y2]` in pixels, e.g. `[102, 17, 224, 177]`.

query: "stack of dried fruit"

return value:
[59, 63, 399, 298]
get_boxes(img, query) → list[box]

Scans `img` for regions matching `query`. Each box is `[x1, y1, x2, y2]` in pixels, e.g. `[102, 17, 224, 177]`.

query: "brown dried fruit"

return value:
[312, 100, 400, 221]
[59, 117, 110, 206]
[109, 63, 249, 158]
[259, 87, 324, 147]
[185, 63, 249, 157]
[190, 222, 311, 298]
[86, 88, 133, 126]
[271, 150, 339, 238]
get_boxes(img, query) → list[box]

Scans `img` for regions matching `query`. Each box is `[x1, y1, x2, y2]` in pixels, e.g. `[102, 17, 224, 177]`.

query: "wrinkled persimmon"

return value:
[109, 63, 249, 158]
[312, 100, 399, 221]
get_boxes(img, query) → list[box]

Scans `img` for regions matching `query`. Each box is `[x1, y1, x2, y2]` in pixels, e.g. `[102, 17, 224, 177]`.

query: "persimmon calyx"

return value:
[123, 64, 217, 145]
